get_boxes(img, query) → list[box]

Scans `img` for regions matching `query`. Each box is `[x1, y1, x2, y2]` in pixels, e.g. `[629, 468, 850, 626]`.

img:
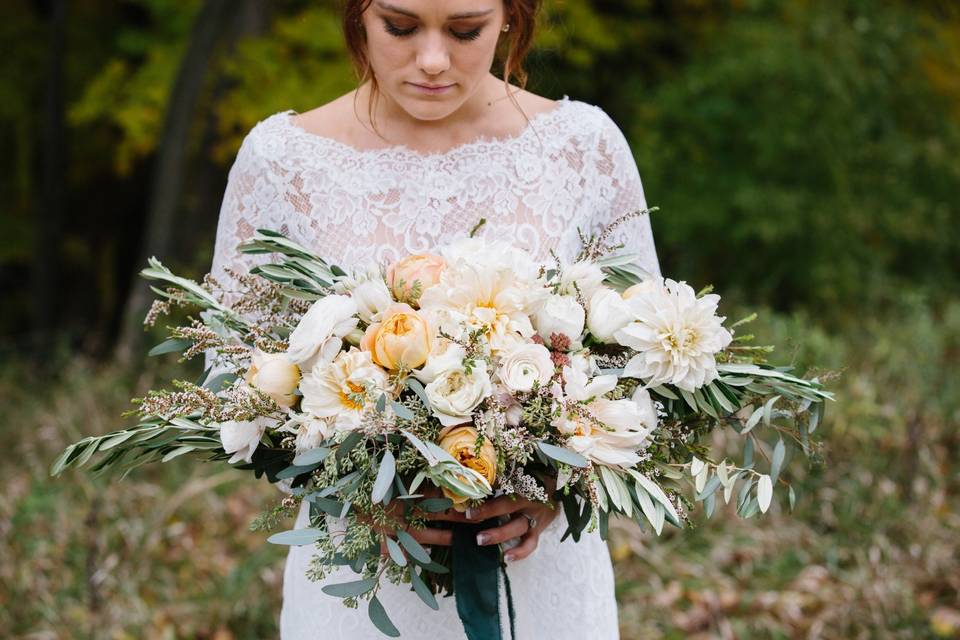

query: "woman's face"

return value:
[360, 0, 507, 121]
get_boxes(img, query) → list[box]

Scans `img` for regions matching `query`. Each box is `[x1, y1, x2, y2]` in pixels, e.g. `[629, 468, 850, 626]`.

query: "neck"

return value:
[357, 75, 517, 143]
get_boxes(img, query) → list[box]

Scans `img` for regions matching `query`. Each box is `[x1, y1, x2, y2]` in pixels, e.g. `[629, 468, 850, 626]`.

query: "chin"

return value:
[394, 97, 463, 122]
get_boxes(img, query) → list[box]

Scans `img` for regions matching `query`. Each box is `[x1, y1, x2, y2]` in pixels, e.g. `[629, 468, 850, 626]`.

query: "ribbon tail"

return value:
[452, 520, 507, 640]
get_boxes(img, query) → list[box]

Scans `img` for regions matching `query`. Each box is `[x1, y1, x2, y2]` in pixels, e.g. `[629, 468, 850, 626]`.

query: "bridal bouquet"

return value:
[52, 212, 831, 638]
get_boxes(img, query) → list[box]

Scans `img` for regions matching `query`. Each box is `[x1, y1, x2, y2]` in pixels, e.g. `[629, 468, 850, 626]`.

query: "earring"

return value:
[502, 23, 510, 32]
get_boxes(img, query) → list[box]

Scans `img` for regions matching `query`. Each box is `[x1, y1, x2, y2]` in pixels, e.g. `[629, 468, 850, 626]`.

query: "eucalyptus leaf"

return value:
[293, 447, 331, 467]
[368, 595, 401, 637]
[372, 450, 396, 504]
[385, 536, 407, 567]
[396, 530, 432, 563]
[267, 528, 325, 546]
[410, 569, 439, 610]
[321, 577, 377, 598]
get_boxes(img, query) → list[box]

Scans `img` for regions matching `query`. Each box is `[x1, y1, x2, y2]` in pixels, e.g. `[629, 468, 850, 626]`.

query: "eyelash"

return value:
[382, 19, 482, 42]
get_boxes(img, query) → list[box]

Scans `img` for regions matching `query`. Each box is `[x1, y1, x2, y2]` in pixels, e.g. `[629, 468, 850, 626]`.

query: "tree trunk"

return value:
[114, 0, 231, 364]
[32, 0, 67, 352]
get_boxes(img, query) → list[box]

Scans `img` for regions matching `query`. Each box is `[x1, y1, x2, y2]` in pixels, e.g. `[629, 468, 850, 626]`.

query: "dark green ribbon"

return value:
[452, 520, 516, 640]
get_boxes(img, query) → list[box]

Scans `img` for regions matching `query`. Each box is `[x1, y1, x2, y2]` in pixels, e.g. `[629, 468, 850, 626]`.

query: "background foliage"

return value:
[2, 0, 958, 638]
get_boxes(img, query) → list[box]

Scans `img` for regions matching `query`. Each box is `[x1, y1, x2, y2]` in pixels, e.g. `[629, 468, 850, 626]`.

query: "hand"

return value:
[375, 486, 468, 550]
[465, 496, 559, 562]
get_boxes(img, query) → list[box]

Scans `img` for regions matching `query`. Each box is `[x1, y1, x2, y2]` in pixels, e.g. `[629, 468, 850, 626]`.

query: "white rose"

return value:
[558, 260, 607, 301]
[587, 288, 635, 344]
[497, 343, 554, 393]
[424, 360, 493, 426]
[351, 279, 392, 324]
[413, 338, 467, 385]
[220, 417, 270, 464]
[533, 294, 585, 349]
[287, 294, 359, 372]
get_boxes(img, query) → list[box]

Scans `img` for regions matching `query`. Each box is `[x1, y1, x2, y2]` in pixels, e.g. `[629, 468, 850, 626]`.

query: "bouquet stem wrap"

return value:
[452, 520, 516, 640]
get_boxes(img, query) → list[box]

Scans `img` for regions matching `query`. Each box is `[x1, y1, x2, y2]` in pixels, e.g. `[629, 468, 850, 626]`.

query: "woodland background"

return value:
[2, 0, 958, 638]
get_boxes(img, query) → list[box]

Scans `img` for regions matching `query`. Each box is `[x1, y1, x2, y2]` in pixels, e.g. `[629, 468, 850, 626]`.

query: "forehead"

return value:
[371, 0, 500, 19]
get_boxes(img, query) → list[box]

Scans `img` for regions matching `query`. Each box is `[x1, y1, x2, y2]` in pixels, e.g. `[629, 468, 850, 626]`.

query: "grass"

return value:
[2, 297, 958, 639]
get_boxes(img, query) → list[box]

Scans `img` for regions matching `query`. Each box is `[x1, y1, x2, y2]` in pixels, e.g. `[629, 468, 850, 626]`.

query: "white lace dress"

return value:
[210, 95, 660, 640]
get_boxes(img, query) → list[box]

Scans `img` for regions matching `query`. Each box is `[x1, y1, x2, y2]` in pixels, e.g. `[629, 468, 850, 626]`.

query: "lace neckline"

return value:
[278, 94, 574, 161]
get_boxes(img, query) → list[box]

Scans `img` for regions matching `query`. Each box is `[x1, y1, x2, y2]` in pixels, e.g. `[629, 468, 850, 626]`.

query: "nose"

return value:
[416, 31, 450, 76]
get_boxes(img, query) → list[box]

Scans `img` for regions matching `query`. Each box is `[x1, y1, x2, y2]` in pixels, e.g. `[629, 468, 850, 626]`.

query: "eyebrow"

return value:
[374, 2, 494, 20]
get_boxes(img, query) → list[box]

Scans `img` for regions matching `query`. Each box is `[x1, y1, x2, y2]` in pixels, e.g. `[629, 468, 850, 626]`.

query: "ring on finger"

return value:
[519, 512, 537, 531]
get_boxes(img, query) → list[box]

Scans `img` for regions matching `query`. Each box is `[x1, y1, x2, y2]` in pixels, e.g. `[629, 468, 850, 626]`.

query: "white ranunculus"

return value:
[615, 279, 733, 392]
[413, 338, 468, 385]
[587, 288, 635, 344]
[300, 348, 388, 431]
[424, 360, 493, 426]
[533, 294, 585, 349]
[558, 260, 607, 302]
[287, 294, 359, 373]
[497, 343, 554, 393]
[220, 417, 270, 464]
[350, 278, 393, 324]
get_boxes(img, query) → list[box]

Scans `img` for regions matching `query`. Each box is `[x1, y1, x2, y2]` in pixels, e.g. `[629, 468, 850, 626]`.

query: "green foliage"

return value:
[631, 1, 960, 315]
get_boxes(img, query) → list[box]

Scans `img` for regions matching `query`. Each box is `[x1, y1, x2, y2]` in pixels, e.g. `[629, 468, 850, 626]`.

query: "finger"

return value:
[465, 496, 531, 522]
[408, 526, 453, 546]
[423, 508, 471, 523]
[503, 530, 539, 562]
[476, 514, 529, 546]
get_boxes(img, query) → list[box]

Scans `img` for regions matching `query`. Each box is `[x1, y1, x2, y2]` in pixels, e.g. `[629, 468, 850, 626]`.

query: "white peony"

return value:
[424, 360, 493, 427]
[419, 238, 547, 354]
[220, 417, 270, 464]
[557, 260, 607, 302]
[586, 288, 635, 344]
[533, 294, 585, 349]
[300, 348, 388, 431]
[497, 343, 554, 393]
[614, 279, 733, 392]
[287, 294, 359, 372]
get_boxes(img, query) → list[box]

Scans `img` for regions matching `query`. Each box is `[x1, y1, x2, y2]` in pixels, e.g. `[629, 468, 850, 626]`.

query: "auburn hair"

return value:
[341, 0, 542, 137]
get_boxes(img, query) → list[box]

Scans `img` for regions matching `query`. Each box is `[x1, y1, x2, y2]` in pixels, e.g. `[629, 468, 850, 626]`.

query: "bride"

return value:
[210, 0, 659, 637]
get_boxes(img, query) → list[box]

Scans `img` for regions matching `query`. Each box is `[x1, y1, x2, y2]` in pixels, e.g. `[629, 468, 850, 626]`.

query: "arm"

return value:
[586, 112, 662, 278]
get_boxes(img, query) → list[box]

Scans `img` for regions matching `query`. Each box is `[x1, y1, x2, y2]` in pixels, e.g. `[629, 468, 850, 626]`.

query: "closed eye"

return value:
[381, 19, 484, 42]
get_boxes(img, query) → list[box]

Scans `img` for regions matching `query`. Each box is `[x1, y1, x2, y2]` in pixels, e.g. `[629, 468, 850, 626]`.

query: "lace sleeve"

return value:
[209, 130, 276, 293]
[585, 111, 662, 278]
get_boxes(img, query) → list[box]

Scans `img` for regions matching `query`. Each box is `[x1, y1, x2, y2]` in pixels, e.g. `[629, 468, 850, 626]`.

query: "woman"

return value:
[210, 0, 660, 637]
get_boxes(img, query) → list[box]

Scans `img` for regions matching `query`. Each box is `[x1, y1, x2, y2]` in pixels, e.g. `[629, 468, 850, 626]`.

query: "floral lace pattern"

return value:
[210, 96, 660, 639]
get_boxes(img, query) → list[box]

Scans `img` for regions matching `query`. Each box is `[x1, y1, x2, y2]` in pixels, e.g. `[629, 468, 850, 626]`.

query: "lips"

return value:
[411, 83, 453, 89]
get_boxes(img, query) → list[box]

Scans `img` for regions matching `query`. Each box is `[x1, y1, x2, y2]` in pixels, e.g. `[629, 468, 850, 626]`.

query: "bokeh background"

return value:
[2, 0, 959, 638]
